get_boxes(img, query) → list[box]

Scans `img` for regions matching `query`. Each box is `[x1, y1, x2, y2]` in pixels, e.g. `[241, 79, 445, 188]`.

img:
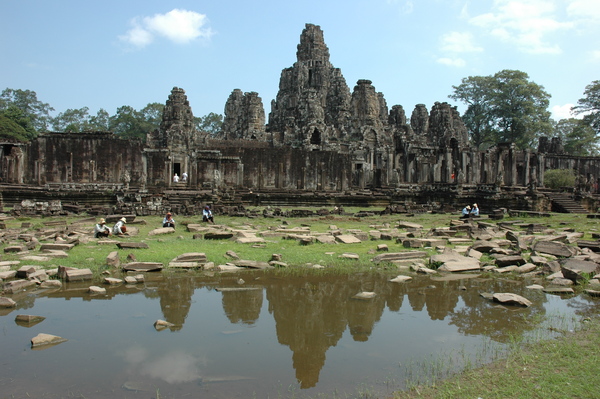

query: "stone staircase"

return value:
[546, 192, 589, 214]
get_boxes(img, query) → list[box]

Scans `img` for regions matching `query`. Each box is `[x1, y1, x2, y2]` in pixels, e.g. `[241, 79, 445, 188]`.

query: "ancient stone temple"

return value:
[2, 23, 600, 214]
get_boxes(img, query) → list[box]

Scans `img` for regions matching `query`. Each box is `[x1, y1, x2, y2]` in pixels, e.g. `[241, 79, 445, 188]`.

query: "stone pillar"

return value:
[524, 149, 531, 187]
[509, 146, 517, 186]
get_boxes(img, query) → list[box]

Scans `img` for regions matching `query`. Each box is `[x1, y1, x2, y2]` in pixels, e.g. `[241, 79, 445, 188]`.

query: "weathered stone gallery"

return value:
[1, 24, 600, 215]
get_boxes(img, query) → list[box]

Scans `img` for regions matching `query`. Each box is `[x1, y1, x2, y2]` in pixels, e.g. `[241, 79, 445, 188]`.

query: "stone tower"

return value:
[221, 89, 266, 140]
[148, 87, 196, 149]
[268, 23, 352, 148]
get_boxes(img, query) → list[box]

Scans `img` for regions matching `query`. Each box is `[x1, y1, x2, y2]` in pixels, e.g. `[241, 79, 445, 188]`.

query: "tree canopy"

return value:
[0, 88, 54, 138]
[572, 80, 600, 134]
[449, 69, 552, 150]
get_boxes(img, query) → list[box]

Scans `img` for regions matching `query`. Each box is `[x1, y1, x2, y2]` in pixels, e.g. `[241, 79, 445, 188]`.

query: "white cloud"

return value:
[120, 9, 213, 48]
[440, 32, 483, 53]
[386, 0, 414, 15]
[551, 104, 576, 120]
[566, 0, 600, 22]
[436, 57, 466, 67]
[469, 0, 573, 54]
[590, 50, 600, 62]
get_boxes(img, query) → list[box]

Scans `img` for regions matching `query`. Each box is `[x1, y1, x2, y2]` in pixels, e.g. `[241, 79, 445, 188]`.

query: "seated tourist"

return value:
[113, 217, 127, 235]
[163, 212, 175, 228]
[94, 218, 111, 238]
[202, 206, 214, 224]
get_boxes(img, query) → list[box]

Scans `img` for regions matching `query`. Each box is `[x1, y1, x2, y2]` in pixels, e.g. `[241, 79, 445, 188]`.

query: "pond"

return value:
[1, 269, 597, 399]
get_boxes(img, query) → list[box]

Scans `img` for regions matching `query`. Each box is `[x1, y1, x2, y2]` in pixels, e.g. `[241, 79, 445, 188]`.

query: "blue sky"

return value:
[2, 0, 598, 122]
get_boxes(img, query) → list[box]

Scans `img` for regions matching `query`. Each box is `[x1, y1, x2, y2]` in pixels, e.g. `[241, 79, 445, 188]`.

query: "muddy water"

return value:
[0, 270, 597, 399]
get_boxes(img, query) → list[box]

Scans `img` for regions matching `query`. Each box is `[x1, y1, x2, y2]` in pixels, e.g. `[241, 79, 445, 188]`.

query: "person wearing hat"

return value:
[470, 203, 480, 217]
[461, 205, 471, 219]
[94, 218, 111, 238]
[163, 212, 175, 228]
[202, 205, 214, 224]
[113, 217, 127, 235]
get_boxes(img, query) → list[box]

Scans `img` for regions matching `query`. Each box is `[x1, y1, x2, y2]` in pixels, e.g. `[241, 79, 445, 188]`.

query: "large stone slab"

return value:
[173, 253, 207, 262]
[204, 231, 235, 240]
[372, 251, 428, 264]
[117, 242, 149, 249]
[65, 268, 93, 282]
[3, 279, 36, 293]
[335, 235, 362, 244]
[31, 333, 67, 348]
[39, 243, 75, 251]
[235, 236, 266, 244]
[533, 240, 577, 257]
[122, 262, 163, 272]
[148, 227, 175, 236]
[492, 292, 532, 307]
[233, 260, 273, 269]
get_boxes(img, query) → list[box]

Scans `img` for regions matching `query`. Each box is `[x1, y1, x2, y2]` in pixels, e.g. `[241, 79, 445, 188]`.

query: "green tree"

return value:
[0, 114, 29, 141]
[448, 75, 496, 149]
[572, 80, 600, 134]
[87, 108, 111, 131]
[554, 118, 599, 156]
[450, 70, 552, 149]
[109, 103, 164, 140]
[0, 88, 54, 133]
[544, 169, 576, 189]
[0, 105, 38, 139]
[194, 112, 223, 136]
[51, 107, 91, 132]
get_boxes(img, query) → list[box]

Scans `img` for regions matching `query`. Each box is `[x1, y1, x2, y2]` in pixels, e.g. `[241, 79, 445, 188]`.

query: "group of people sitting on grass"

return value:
[461, 203, 480, 219]
[94, 206, 215, 238]
[93, 217, 128, 238]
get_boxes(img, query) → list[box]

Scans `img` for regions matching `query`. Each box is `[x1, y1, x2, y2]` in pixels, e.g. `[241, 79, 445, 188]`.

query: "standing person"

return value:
[461, 205, 471, 219]
[173, 173, 179, 183]
[202, 206, 214, 224]
[163, 212, 175, 228]
[94, 218, 111, 238]
[470, 203, 480, 217]
[113, 217, 127, 235]
[181, 171, 188, 182]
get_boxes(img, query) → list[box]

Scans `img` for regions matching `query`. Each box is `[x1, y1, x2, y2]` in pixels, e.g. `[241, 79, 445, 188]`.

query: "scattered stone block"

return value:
[31, 333, 67, 348]
[233, 260, 273, 269]
[533, 240, 577, 257]
[543, 286, 575, 294]
[492, 292, 532, 307]
[203, 231, 235, 240]
[0, 270, 17, 280]
[39, 243, 74, 251]
[154, 319, 175, 331]
[16, 265, 39, 278]
[3, 279, 36, 293]
[148, 227, 175, 236]
[352, 291, 376, 300]
[390, 275, 412, 283]
[65, 268, 93, 282]
[516, 263, 537, 273]
[4, 245, 25, 253]
[377, 244, 388, 252]
[122, 262, 163, 272]
[15, 314, 46, 326]
[339, 253, 359, 260]
[106, 251, 120, 267]
[40, 280, 62, 288]
[117, 242, 149, 249]
[88, 286, 106, 294]
[0, 297, 17, 308]
[173, 253, 207, 262]
[103, 277, 123, 285]
[335, 235, 361, 244]
[372, 251, 428, 264]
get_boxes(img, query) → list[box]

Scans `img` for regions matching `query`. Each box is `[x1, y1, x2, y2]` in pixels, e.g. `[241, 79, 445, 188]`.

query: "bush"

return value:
[544, 168, 576, 189]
